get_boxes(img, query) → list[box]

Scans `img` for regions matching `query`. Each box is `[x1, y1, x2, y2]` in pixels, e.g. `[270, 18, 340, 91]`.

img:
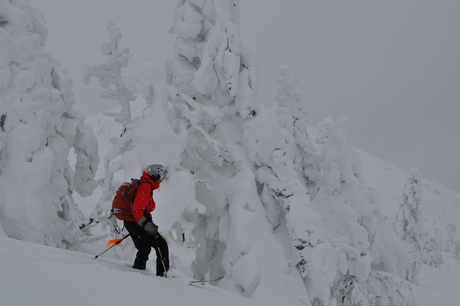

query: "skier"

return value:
[124, 164, 170, 276]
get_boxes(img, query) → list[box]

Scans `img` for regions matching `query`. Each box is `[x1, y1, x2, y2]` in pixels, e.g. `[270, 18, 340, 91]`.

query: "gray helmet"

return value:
[144, 164, 168, 181]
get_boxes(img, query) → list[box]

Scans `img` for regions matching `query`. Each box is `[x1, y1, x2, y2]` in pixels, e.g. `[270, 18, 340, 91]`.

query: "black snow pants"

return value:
[124, 220, 169, 276]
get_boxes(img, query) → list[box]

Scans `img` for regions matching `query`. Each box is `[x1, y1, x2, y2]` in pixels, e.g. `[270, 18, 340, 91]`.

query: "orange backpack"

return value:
[111, 179, 149, 221]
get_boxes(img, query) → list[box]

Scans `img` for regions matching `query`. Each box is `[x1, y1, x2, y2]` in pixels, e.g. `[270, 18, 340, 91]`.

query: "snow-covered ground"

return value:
[1, 235, 459, 306]
[413, 253, 460, 306]
[0, 236, 258, 306]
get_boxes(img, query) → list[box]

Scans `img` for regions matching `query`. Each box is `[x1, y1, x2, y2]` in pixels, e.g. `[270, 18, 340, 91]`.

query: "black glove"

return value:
[137, 216, 159, 235]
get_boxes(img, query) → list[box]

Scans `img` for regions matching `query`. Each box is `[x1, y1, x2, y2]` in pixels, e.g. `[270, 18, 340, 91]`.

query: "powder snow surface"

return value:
[1, 236, 459, 306]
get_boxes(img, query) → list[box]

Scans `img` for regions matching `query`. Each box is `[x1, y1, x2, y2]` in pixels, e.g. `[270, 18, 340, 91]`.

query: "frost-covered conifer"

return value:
[393, 169, 424, 247]
[167, 1, 310, 304]
[307, 117, 413, 305]
[83, 21, 135, 128]
[274, 66, 321, 198]
[166, 0, 258, 119]
[422, 233, 443, 268]
[165, 0, 259, 190]
[454, 242, 460, 262]
[244, 66, 328, 302]
[0, 1, 98, 247]
[444, 223, 457, 253]
[392, 169, 424, 283]
[165, 0, 227, 183]
[164, 0, 231, 270]
[84, 21, 135, 239]
[243, 106, 319, 304]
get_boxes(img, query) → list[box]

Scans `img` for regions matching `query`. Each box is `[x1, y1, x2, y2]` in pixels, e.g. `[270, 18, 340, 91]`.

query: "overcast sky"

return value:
[37, 0, 460, 193]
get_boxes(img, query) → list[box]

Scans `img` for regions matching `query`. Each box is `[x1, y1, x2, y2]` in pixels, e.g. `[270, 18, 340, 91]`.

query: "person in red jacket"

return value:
[124, 164, 170, 276]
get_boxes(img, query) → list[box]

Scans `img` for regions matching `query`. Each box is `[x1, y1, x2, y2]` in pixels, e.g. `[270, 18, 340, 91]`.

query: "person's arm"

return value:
[132, 182, 159, 235]
[132, 183, 154, 222]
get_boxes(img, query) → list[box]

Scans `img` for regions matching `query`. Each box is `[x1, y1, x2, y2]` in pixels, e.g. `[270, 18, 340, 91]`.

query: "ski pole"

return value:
[94, 234, 130, 260]
[156, 246, 168, 276]
[153, 235, 168, 277]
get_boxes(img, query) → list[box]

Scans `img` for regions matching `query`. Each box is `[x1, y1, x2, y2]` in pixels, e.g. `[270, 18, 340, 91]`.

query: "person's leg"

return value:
[152, 233, 169, 276]
[124, 221, 151, 270]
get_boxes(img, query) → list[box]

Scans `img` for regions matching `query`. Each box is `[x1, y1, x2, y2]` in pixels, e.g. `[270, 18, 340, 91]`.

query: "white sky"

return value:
[37, 0, 460, 193]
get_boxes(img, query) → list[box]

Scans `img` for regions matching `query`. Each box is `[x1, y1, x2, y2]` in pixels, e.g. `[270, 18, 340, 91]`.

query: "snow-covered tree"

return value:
[421, 232, 443, 268]
[392, 169, 424, 283]
[165, 0, 226, 184]
[244, 66, 329, 302]
[84, 22, 138, 235]
[166, 0, 258, 119]
[165, 0, 256, 218]
[392, 169, 424, 247]
[274, 66, 321, 199]
[85, 22, 192, 249]
[454, 242, 460, 262]
[243, 106, 319, 304]
[166, 1, 311, 304]
[83, 21, 135, 128]
[0, 1, 98, 247]
[304, 117, 413, 305]
[444, 223, 457, 253]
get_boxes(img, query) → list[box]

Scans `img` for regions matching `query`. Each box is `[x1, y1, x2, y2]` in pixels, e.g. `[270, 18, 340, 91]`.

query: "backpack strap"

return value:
[135, 179, 154, 193]
[127, 179, 154, 201]
[120, 179, 152, 201]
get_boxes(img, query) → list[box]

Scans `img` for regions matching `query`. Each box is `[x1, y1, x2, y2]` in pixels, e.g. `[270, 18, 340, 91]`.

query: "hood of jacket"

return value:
[140, 171, 160, 190]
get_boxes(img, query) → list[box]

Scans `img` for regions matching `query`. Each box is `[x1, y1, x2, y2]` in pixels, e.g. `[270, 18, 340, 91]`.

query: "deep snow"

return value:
[1, 236, 459, 306]
[0, 236, 258, 306]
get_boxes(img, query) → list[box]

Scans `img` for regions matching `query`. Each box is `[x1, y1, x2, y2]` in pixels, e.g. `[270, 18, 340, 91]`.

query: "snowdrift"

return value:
[0, 236, 258, 306]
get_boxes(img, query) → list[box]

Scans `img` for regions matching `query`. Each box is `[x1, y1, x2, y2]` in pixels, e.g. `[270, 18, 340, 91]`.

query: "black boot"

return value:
[156, 257, 169, 277]
[133, 258, 147, 270]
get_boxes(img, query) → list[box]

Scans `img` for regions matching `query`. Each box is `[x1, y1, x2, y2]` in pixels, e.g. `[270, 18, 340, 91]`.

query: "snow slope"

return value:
[413, 253, 460, 306]
[357, 149, 460, 241]
[0, 236, 258, 306]
[1, 236, 459, 306]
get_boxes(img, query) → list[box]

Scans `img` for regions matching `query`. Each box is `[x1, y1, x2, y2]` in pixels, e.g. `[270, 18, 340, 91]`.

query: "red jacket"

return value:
[132, 171, 160, 222]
